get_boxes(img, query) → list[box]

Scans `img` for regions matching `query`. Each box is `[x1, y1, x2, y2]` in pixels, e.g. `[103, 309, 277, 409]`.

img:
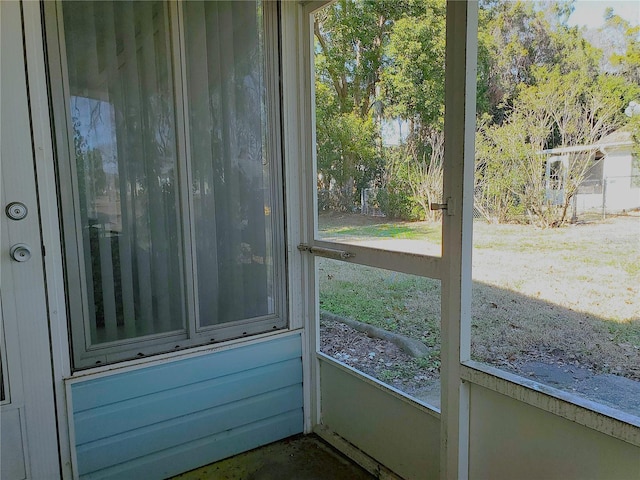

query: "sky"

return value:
[568, 0, 640, 29]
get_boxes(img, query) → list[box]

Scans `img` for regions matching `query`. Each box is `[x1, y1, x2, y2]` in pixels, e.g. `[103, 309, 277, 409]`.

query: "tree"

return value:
[478, 0, 576, 123]
[589, 9, 640, 85]
[316, 106, 382, 209]
[475, 115, 532, 223]
[382, 1, 445, 132]
[384, 130, 444, 221]
[378, 0, 446, 220]
[474, 0, 640, 227]
[476, 64, 633, 227]
[314, 0, 406, 209]
[314, 0, 640, 224]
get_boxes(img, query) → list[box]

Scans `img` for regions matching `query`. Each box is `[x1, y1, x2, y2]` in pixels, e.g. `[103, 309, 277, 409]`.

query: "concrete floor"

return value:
[170, 434, 375, 480]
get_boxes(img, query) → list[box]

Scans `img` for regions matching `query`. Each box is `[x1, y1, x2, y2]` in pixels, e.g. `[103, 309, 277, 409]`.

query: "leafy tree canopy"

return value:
[314, 0, 640, 224]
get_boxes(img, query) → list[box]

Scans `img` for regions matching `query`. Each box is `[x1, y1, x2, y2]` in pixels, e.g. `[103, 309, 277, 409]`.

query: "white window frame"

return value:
[45, 0, 288, 370]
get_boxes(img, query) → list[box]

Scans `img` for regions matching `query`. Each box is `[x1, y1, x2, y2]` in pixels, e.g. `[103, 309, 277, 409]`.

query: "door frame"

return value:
[294, 1, 477, 479]
[1, 1, 68, 478]
[20, 1, 75, 477]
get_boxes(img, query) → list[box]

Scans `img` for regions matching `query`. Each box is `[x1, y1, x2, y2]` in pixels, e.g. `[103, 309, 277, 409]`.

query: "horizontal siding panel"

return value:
[70, 334, 304, 479]
[77, 385, 303, 474]
[82, 410, 304, 480]
[72, 334, 301, 412]
[75, 358, 301, 445]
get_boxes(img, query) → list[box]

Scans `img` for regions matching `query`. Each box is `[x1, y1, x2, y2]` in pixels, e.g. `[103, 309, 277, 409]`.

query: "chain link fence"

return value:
[572, 176, 640, 221]
[361, 187, 385, 217]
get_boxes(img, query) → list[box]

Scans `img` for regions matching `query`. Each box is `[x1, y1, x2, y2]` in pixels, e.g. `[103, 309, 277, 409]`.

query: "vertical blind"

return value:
[59, 0, 282, 363]
[63, 1, 185, 346]
[184, 1, 275, 327]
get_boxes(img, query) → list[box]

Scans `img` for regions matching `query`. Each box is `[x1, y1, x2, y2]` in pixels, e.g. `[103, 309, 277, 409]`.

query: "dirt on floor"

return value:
[171, 434, 374, 480]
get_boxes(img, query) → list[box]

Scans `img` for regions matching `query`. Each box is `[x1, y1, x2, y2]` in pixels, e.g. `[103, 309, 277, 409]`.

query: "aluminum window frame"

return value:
[45, 0, 288, 370]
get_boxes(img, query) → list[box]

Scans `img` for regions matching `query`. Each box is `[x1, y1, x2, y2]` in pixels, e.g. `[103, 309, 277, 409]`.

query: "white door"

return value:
[1, 1, 61, 478]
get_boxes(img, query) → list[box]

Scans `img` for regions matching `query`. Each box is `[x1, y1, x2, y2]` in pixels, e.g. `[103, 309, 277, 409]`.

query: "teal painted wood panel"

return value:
[70, 334, 303, 479]
[77, 386, 303, 475]
[74, 359, 301, 444]
[72, 334, 302, 412]
[82, 410, 303, 480]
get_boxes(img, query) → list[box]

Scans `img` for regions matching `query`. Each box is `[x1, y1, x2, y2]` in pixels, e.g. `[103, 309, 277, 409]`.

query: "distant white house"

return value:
[541, 129, 640, 214]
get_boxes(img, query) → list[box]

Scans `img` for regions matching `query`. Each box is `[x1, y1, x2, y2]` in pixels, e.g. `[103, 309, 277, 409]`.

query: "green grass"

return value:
[378, 353, 441, 382]
[319, 260, 441, 342]
[319, 213, 640, 385]
[319, 280, 399, 329]
[321, 221, 441, 243]
[607, 320, 640, 346]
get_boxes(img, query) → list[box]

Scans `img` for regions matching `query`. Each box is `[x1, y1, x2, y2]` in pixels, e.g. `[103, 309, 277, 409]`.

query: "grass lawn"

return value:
[318, 211, 442, 244]
[318, 212, 640, 382]
[322, 221, 441, 242]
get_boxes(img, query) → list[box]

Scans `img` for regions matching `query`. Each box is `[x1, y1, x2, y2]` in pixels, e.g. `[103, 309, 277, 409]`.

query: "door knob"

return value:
[10, 243, 32, 262]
